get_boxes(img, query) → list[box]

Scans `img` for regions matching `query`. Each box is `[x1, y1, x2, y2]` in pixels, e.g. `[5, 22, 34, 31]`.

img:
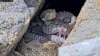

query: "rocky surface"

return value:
[10, 51, 24, 56]
[40, 9, 57, 21]
[0, 0, 45, 56]
[17, 40, 58, 56]
[59, 0, 100, 56]
[59, 37, 100, 56]
[63, 0, 100, 45]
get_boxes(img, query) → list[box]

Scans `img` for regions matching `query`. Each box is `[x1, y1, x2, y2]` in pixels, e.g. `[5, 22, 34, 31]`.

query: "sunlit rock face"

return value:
[59, 0, 100, 56]
[0, 0, 44, 56]
[63, 0, 100, 45]
[59, 37, 100, 56]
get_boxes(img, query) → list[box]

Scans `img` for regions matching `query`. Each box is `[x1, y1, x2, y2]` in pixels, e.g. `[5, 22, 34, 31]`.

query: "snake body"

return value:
[42, 11, 76, 35]
[15, 9, 76, 56]
[23, 9, 76, 44]
[23, 18, 51, 43]
[20, 10, 76, 42]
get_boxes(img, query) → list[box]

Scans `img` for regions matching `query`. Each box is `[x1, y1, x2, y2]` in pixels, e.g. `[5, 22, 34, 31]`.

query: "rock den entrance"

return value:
[11, 0, 86, 56]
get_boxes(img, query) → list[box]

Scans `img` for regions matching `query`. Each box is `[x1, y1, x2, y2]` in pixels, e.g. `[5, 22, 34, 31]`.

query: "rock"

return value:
[9, 51, 24, 56]
[0, 0, 45, 56]
[28, 0, 45, 17]
[18, 40, 44, 56]
[42, 41, 58, 56]
[63, 0, 100, 45]
[24, 0, 39, 7]
[59, 37, 100, 56]
[40, 9, 57, 21]
[17, 40, 58, 56]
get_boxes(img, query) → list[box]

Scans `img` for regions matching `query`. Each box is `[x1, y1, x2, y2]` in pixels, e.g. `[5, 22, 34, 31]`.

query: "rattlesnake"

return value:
[22, 9, 76, 44]
[22, 9, 76, 45]
[14, 9, 76, 56]
[41, 9, 76, 44]
[41, 10, 76, 35]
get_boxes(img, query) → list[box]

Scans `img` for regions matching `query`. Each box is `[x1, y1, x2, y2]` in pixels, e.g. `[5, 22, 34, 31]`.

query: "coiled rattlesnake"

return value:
[41, 9, 76, 44]
[13, 9, 76, 56]
[22, 9, 76, 45]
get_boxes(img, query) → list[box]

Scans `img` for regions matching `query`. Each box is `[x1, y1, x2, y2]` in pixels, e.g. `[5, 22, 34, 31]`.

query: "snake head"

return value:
[51, 28, 67, 45]
[58, 28, 67, 42]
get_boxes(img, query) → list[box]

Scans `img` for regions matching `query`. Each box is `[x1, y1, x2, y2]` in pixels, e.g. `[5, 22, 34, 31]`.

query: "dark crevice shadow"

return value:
[40, 0, 86, 17]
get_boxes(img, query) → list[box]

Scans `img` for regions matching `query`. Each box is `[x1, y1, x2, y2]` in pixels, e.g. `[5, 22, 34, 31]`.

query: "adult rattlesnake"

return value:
[23, 9, 76, 44]
[13, 9, 76, 56]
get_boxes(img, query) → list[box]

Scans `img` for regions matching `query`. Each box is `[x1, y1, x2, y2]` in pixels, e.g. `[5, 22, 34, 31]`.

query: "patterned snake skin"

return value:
[42, 11, 76, 35]
[23, 17, 51, 43]
[41, 10, 76, 45]
[14, 9, 76, 56]
[23, 9, 76, 44]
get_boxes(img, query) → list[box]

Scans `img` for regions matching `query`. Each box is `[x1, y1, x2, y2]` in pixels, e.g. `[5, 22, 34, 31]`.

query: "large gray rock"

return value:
[59, 37, 100, 56]
[63, 0, 100, 45]
[0, 0, 44, 56]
